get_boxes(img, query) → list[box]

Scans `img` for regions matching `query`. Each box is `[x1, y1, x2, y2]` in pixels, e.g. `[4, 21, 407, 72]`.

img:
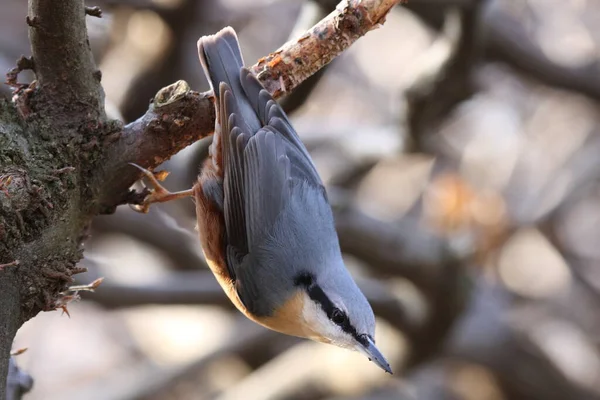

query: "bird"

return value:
[130, 26, 392, 374]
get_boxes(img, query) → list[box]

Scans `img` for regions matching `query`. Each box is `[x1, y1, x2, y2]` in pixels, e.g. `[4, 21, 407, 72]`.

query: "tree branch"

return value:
[250, 0, 401, 96]
[2, 1, 110, 393]
[335, 207, 448, 289]
[98, 82, 214, 210]
[92, 206, 208, 271]
[278, 0, 337, 114]
[27, 0, 105, 120]
[83, 270, 413, 335]
[82, 271, 228, 309]
[100, 0, 404, 210]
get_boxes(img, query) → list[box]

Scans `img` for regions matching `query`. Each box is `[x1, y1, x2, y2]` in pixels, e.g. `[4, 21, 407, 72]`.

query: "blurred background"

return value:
[4, 0, 600, 399]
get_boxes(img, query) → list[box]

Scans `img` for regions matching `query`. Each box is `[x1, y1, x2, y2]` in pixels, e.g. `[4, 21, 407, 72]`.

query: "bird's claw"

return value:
[128, 163, 193, 213]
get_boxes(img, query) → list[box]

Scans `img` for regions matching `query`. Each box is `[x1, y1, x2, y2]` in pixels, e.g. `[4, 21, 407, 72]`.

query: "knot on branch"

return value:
[0, 170, 34, 213]
[84, 6, 102, 18]
[153, 80, 192, 108]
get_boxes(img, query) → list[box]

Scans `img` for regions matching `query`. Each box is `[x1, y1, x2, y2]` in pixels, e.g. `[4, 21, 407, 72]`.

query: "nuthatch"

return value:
[131, 27, 392, 373]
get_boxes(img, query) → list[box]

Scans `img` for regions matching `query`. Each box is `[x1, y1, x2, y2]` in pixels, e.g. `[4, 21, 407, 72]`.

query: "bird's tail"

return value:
[197, 27, 260, 132]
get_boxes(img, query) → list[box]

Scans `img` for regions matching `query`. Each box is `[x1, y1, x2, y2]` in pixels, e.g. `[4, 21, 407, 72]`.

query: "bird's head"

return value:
[259, 269, 392, 374]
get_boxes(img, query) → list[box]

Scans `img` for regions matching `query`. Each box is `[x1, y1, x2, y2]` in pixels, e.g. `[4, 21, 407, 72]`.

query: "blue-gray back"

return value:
[199, 27, 343, 317]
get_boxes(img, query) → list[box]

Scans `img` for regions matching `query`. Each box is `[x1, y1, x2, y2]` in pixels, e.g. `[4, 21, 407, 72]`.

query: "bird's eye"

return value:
[331, 309, 347, 325]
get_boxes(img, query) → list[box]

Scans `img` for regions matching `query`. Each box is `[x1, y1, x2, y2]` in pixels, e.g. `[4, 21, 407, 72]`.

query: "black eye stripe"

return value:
[295, 272, 362, 342]
[294, 272, 313, 287]
[331, 309, 346, 324]
[307, 284, 336, 316]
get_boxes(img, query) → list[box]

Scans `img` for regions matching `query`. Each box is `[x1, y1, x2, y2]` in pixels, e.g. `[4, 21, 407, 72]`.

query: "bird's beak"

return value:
[356, 336, 392, 374]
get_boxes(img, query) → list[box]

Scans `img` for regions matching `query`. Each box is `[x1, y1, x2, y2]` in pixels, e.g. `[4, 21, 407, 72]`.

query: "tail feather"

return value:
[197, 26, 260, 133]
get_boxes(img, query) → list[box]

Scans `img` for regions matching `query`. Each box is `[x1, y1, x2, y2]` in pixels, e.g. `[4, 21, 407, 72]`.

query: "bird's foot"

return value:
[128, 163, 194, 213]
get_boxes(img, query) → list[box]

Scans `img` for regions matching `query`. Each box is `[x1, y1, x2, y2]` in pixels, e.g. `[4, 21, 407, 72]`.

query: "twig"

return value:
[101, 0, 404, 210]
[115, 0, 209, 121]
[0, 261, 19, 271]
[9, 349, 27, 357]
[84, 6, 103, 18]
[65, 277, 104, 292]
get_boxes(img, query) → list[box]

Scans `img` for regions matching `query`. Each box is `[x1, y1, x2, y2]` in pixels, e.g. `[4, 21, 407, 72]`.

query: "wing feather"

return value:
[199, 28, 330, 314]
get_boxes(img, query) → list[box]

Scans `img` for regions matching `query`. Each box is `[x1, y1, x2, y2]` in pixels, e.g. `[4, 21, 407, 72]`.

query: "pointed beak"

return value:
[356, 336, 393, 374]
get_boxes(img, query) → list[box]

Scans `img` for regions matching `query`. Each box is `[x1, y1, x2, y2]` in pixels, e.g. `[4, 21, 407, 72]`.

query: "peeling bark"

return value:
[251, 0, 400, 97]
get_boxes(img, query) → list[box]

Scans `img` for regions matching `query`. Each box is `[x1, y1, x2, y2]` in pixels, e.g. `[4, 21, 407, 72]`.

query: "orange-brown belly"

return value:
[193, 161, 318, 340]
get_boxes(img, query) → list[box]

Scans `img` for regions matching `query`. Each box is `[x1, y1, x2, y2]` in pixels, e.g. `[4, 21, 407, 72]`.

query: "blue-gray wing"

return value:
[238, 69, 323, 244]
[199, 27, 326, 315]
[220, 70, 324, 256]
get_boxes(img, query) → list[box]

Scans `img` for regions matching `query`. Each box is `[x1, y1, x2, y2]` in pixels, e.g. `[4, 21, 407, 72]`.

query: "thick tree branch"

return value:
[99, 82, 214, 210]
[27, 0, 105, 120]
[101, 0, 403, 210]
[2, 1, 110, 394]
